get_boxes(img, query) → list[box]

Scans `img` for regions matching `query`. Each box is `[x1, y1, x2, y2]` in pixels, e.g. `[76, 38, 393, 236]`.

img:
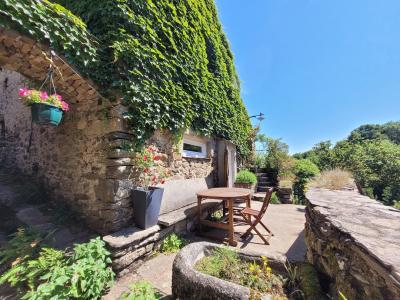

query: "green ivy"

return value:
[0, 0, 252, 155]
[0, 0, 97, 69]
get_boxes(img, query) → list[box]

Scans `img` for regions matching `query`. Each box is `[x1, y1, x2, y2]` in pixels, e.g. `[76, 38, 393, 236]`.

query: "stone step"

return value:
[252, 192, 266, 201]
[257, 186, 273, 192]
[258, 180, 273, 185]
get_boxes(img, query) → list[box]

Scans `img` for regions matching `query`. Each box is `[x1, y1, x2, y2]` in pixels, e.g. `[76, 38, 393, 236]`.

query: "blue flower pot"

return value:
[132, 187, 164, 229]
[31, 103, 63, 126]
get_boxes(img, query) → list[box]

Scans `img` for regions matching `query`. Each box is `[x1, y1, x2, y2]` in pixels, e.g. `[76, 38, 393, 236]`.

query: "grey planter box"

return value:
[172, 242, 286, 300]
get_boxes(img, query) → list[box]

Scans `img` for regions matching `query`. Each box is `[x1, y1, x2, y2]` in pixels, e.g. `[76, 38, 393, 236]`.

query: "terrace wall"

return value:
[305, 188, 400, 300]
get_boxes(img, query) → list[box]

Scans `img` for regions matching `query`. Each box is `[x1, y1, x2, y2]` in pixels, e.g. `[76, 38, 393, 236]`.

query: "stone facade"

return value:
[305, 188, 400, 300]
[0, 28, 233, 235]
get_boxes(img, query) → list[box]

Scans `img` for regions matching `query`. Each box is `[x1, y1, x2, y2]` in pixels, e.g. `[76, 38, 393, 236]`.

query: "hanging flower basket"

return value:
[18, 88, 69, 126]
[30, 103, 63, 126]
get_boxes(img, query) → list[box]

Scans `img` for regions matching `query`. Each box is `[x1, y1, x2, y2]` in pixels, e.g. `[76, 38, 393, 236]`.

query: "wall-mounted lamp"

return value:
[249, 112, 265, 122]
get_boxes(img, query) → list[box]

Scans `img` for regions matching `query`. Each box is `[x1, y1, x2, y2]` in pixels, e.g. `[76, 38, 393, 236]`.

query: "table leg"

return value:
[197, 196, 202, 232]
[228, 198, 237, 247]
[246, 194, 251, 208]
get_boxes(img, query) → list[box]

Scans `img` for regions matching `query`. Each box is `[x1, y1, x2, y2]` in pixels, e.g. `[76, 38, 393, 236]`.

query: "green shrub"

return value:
[235, 170, 257, 185]
[0, 227, 45, 265]
[293, 159, 319, 204]
[120, 281, 161, 300]
[394, 201, 400, 210]
[270, 192, 281, 204]
[160, 233, 186, 253]
[0, 237, 114, 300]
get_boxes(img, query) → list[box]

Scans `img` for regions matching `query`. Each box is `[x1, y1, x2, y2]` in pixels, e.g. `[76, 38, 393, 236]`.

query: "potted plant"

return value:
[234, 170, 257, 191]
[18, 88, 70, 126]
[131, 146, 170, 229]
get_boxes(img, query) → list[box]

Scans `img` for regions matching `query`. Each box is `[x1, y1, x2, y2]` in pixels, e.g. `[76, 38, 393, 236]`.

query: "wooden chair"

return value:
[239, 187, 274, 245]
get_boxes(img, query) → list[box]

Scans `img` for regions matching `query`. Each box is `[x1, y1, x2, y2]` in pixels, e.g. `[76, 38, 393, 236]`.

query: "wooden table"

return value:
[196, 187, 252, 246]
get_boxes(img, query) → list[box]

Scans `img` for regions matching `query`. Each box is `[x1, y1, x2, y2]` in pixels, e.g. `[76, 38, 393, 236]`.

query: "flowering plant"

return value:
[18, 88, 70, 112]
[134, 145, 171, 189]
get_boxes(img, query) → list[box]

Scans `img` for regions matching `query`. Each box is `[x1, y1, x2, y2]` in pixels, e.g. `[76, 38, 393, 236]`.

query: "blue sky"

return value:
[215, 0, 400, 153]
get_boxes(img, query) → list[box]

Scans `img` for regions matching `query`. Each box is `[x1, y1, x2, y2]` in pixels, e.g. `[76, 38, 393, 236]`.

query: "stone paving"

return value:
[104, 203, 306, 299]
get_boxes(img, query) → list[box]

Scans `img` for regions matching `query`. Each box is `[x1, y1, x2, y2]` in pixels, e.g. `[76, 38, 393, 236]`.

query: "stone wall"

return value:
[0, 27, 231, 235]
[0, 69, 125, 233]
[305, 188, 400, 300]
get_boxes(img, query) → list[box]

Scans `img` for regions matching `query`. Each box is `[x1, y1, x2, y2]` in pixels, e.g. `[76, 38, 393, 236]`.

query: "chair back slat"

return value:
[258, 187, 274, 218]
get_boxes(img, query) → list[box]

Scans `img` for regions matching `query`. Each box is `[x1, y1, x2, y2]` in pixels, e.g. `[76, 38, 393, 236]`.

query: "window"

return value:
[182, 138, 207, 158]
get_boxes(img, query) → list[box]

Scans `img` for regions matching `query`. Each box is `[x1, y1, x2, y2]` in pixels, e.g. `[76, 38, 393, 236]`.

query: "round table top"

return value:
[197, 187, 252, 199]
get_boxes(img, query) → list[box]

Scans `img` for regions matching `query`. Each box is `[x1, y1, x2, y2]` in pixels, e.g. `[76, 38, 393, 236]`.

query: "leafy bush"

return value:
[293, 159, 319, 203]
[0, 237, 114, 300]
[393, 201, 400, 210]
[310, 168, 354, 190]
[0, 228, 44, 266]
[270, 192, 281, 204]
[120, 281, 161, 300]
[160, 233, 186, 253]
[235, 170, 257, 185]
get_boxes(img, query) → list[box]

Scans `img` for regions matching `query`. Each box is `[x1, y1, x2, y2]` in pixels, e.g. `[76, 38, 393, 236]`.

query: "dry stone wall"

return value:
[305, 188, 400, 300]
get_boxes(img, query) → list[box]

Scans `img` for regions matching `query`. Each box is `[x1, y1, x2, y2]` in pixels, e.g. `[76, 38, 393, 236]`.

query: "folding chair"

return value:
[239, 187, 274, 245]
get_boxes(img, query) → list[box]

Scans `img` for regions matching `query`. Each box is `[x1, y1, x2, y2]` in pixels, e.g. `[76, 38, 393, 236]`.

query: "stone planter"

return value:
[277, 187, 292, 204]
[234, 182, 256, 191]
[31, 103, 63, 126]
[132, 187, 164, 229]
[172, 242, 286, 300]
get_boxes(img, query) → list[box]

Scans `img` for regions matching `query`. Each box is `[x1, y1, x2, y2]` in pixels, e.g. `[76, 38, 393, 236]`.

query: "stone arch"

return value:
[0, 27, 129, 234]
[0, 27, 101, 104]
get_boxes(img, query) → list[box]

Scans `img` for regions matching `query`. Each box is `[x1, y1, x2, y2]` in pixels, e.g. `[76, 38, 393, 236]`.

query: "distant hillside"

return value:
[348, 121, 400, 144]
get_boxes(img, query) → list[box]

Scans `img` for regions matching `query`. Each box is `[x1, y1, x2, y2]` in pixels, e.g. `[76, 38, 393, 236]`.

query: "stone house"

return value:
[0, 28, 238, 237]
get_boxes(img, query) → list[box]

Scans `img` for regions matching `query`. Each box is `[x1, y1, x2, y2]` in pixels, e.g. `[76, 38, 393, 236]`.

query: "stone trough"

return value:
[172, 242, 287, 300]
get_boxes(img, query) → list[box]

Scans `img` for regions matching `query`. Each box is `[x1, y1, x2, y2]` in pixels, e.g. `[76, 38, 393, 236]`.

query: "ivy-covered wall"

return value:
[0, 0, 252, 155]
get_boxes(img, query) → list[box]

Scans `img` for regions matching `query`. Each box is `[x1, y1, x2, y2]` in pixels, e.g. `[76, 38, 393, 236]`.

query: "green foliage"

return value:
[0, 227, 44, 265]
[0, 237, 114, 300]
[296, 121, 400, 207]
[160, 233, 186, 253]
[293, 159, 320, 203]
[393, 201, 400, 210]
[56, 0, 252, 155]
[270, 192, 281, 204]
[348, 121, 400, 145]
[255, 135, 295, 184]
[0, 0, 97, 69]
[120, 281, 161, 300]
[235, 170, 257, 185]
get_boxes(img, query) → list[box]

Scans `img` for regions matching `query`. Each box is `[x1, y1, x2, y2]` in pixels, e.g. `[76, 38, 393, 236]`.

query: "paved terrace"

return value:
[104, 202, 306, 299]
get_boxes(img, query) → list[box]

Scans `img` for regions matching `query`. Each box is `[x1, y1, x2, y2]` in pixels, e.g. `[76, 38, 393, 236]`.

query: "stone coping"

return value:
[306, 188, 400, 281]
[158, 199, 222, 227]
[172, 242, 285, 300]
[103, 225, 160, 249]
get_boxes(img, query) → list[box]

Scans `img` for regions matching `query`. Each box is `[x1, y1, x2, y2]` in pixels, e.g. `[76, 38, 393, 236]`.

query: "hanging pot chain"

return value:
[39, 50, 57, 96]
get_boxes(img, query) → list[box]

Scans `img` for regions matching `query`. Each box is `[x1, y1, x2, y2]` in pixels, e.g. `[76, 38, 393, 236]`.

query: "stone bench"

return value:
[103, 198, 222, 275]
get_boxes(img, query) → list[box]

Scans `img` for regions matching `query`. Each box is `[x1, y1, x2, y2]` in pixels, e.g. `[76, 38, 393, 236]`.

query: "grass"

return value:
[195, 247, 298, 299]
[309, 168, 354, 190]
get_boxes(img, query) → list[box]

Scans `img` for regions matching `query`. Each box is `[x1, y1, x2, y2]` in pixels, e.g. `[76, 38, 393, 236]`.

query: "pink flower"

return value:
[39, 91, 48, 101]
[18, 88, 29, 97]
[56, 94, 62, 101]
[61, 101, 69, 112]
